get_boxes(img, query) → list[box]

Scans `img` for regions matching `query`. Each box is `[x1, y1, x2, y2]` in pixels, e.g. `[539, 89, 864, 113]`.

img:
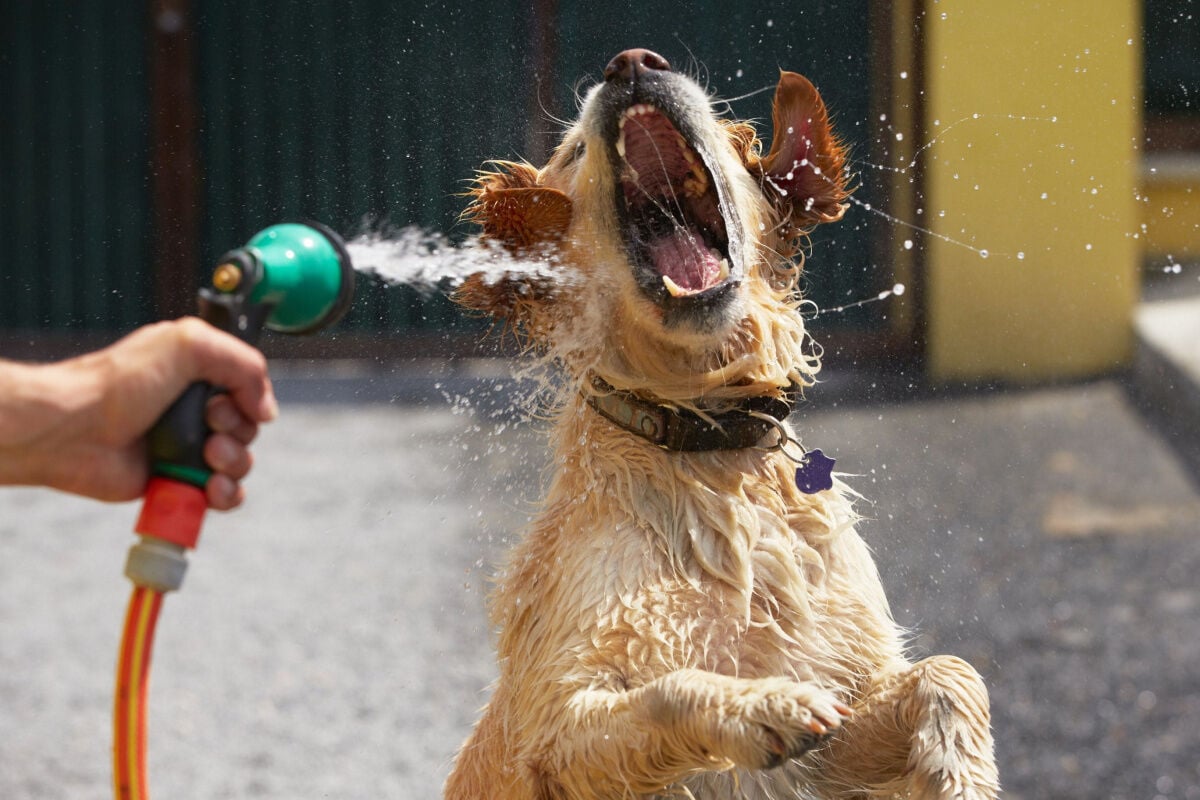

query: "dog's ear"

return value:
[456, 161, 573, 328]
[753, 71, 850, 228]
[462, 161, 573, 254]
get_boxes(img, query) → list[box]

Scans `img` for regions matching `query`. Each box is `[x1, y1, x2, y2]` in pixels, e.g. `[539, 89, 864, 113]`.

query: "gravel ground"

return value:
[2, 375, 1197, 799]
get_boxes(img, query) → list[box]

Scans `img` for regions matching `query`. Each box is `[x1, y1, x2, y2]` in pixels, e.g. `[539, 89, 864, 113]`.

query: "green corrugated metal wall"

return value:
[0, 3, 152, 332]
[1144, 0, 1199, 114]
[193, 0, 531, 333]
[2, 1, 880, 340]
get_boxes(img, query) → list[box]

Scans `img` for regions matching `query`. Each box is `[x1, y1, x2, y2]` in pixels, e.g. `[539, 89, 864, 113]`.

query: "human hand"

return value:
[0, 318, 277, 509]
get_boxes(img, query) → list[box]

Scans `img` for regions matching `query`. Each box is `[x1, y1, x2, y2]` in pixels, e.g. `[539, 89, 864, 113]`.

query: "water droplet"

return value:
[903, 239, 914, 250]
[979, 249, 989, 259]
[1017, 251, 1026, 260]
[892, 283, 906, 296]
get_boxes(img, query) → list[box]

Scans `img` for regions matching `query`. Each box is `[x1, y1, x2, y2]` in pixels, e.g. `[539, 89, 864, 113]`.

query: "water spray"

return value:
[114, 222, 354, 800]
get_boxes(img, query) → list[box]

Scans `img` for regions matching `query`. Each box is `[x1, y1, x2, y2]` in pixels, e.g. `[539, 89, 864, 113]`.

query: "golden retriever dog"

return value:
[448, 49, 998, 799]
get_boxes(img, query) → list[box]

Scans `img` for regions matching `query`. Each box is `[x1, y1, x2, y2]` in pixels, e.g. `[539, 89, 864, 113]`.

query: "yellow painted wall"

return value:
[1141, 156, 1200, 261]
[924, 1, 1141, 381]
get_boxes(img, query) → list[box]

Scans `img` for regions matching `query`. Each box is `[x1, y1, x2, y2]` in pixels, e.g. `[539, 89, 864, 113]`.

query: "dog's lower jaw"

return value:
[624, 284, 748, 350]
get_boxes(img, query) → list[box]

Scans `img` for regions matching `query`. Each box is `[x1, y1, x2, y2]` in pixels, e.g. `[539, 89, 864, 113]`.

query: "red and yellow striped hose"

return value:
[113, 477, 207, 800]
[113, 586, 165, 800]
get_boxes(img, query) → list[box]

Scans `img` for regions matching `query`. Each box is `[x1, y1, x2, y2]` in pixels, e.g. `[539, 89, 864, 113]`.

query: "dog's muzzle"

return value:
[594, 49, 744, 324]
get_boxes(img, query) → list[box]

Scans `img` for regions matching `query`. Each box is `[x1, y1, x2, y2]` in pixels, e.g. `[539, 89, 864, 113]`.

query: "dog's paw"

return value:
[717, 679, 851, 769]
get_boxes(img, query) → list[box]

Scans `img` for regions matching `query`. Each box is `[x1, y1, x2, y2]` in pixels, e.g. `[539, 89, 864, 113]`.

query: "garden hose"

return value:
[112, 222, 354, 799]
[113, 586, 164, 800]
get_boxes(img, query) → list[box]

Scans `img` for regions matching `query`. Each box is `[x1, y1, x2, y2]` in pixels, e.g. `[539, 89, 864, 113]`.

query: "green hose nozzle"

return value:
[217, 221, 356, 334]
[148, 221, 355, 489]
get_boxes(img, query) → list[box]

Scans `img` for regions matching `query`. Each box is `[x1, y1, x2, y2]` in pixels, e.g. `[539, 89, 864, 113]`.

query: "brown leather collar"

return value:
[585, 374, 802, 452]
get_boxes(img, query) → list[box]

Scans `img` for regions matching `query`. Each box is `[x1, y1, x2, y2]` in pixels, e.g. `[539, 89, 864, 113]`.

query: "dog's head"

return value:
[458, 49, 849, 400]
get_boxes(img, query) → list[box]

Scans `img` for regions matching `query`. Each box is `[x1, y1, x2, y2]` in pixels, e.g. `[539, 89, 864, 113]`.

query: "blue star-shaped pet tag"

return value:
[795, 449, 836, 494]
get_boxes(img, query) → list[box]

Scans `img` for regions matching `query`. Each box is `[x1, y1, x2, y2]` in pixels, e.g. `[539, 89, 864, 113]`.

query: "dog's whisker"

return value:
[673, 40, 709, 94]
[571, 76, 597, 113]
[537, 91, 576, 131]
[713, 82, 777, 107]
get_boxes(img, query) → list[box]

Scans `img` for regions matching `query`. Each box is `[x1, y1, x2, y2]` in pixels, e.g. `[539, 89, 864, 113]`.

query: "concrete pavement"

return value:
[2, 306, 1199, 798]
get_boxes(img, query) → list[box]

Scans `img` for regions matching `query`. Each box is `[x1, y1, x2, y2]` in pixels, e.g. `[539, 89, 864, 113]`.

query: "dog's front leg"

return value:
[538, 668, 848, 798]
[815, 655, 999, 800]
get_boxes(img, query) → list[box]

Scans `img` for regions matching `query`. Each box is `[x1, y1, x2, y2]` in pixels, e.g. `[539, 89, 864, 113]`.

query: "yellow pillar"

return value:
[923, 1, 1142, 381]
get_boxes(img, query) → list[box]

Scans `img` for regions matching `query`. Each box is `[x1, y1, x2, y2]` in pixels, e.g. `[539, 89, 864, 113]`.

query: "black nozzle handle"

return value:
[146, 293, 274, 487]
[147, 382, 214, 487]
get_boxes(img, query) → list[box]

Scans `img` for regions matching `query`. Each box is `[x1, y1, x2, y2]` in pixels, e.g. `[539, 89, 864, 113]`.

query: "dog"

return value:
[447, 48, 998, 799]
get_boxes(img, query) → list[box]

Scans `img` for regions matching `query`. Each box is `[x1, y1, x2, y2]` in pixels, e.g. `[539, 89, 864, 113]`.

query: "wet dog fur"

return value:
[448, 50, 999, 799]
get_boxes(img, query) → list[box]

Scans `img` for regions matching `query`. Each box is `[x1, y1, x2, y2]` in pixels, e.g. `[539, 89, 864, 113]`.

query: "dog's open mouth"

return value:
[615, 104, 737, 304]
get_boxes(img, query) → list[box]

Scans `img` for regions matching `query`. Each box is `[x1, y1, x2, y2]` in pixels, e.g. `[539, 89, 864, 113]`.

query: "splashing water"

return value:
[799, 111, 1065, 316]
[346, 227, 571, 292]
[811, 283, 906, 318]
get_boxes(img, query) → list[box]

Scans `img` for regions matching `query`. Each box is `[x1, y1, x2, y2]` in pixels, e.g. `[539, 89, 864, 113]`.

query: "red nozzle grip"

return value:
[135, 477, 208, 549]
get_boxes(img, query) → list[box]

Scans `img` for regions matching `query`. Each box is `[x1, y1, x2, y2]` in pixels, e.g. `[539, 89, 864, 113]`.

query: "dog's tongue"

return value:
[648, 228, 721, 292]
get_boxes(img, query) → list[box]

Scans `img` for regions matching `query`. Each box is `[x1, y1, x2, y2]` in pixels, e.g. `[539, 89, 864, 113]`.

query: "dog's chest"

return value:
[503, 449, 853, 687]
[556, 525, 828, 685]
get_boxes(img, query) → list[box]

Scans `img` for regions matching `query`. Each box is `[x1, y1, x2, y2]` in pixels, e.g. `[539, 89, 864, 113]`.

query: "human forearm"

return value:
[0, 356, 102, 488]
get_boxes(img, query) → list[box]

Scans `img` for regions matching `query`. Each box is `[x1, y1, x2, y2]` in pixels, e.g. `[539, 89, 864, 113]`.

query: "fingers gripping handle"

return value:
[147, 381, 217, 488]
[145, 291, 271, 489]
[138, 287, 272, 552]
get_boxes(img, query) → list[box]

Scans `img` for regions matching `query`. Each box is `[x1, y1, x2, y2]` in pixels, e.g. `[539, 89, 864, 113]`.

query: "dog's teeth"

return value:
[616, 132, 626, 158]
[662, 275, 693, 297]
[682, 161, 708, 196]
[717, 258, 730, 281]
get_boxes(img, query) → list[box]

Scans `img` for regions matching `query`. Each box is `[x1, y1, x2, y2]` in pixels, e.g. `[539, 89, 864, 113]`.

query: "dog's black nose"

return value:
[604, 49, 671, 82]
